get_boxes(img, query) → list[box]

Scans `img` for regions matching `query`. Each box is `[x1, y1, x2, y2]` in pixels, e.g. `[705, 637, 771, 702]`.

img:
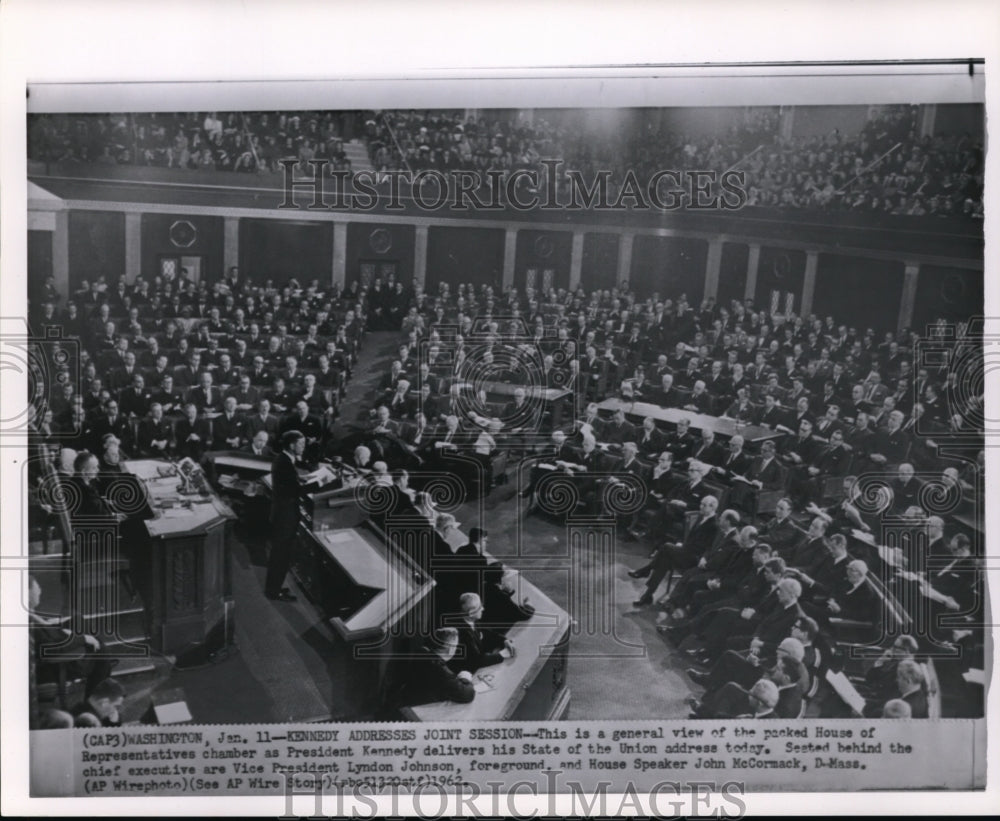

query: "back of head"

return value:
[750, 679, 780, 710]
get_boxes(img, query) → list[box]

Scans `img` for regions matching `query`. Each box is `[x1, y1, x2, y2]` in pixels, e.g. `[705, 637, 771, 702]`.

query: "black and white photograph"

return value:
[1, 0, 997, 815]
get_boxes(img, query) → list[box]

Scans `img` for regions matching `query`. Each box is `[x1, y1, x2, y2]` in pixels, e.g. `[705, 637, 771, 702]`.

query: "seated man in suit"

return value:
[226, 373, 260, 412]
[386, 379, 414, 420]
[71, 677, 126, 728]
[710, 434, 751, 484]
[245, 398, 281, 447]
[28, 575, 116, 701]
[575, 402, 606, 442]
[792, 427, 853, 507]
[400, 627, 475, 707]
[689, 428, 725, 468]
[212, 396, 247, 450]
[631, 494, 719, 607]
[174, 402, 212, 461]
[636, 417, 666, 460]
[825, 559, 880, 635]
[653, 373, 680, 409]
[242, 429, 275, 459]
[682, 380, 712, 414]
[602, 409, 636, 448]
[137, 402, 174, 457]
[688, 636, 809, 719]
[187, 371, 222, 415]
[664, 416, 697, 463]
[448, 593, 515, 674]
[280, 400, 324, 464]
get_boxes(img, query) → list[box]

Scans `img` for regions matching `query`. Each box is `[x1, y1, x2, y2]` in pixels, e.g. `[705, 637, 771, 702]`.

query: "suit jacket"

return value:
[690, 440, 725, 467]
[281, 412, 324, 443]
[118, 387, 151, 419]
[448, 622, 506, 673]
[226, 386, 261, 409]
[762, 516, 803, 557]
[755, 405, 785, 428]
[717, 450, 751, 480]
[604, 419, 637, 446]
[746, 455, 783, 488]
[187, 385, 222, 414]
[788, 537, 828, 576]
[683, 515, 720, 558]
[810, 444, 851, 477]
[664, 430, 697, 462]
[212, 412, 247, 449]
[174, 416, 212, 459]
[902, 687, 929, 719]
[870, 427, 910, 464]
[403, 653, 475, 706]
[246, 412, 281, 443]
[636, 428, 666, 459]
[754, 603, 804, 654]
[269, 451, 301, 532]
[137, 417, 174, 454]
[833, 580, 880, 624]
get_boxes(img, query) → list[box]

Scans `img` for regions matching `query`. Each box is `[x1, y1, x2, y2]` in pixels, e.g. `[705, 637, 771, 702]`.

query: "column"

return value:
[501, 228, 517, 289]
[124, 212, 141, 283]
[919, 104, 937, 139]
[745, 243, 760, 303]
[616, 232, 634, 287]
[223, 216, 239, 277]
[779, 106, 795, 141]
[703, 238, 723, 303]
[413, 225, 428, 289]
[332, 222, 348, 290]
[568, 231, 585, 291]
[801, 250, 819, 316]
[52, 209, 69, 301]
[898, 263, 920, 331]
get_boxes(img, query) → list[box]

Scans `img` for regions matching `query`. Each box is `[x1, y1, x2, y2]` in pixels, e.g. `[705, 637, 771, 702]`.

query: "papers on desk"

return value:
[323, 530, 354, 544]
[473, 677, 495, 694]
[160, 508, 190, 519]
[153, 700, 193, 724]
[304, 465, 337, 487]
[962, 669, 985, 686]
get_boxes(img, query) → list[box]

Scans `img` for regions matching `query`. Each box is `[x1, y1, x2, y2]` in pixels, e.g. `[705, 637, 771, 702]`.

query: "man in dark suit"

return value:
[401, 628, 475, 707]
[188, 372, 222, 415]
[386, 379, 415, 420]
[212, 396, 247, 450]
[448, 593, 514, 674]
[174, 402, 212, 460]
[149, 374, 183, 416]
[90, 399, 132, 453]
[245, 398, 281, 446]
[117, 373, 151, 419]
[226, 374, 260, 412]
[636, 417, 666, 460]
[826, 560, 880, 629]
[603, 409, 636, 447]
[281, 400, 324, 462]
[265, 430, 306, 602]
[711, 434, 751, 483]
[690, 429, 724, 468]
[664, 417, 697, 463]
[242, 430, 275, 459]
[632, 494, 719, 606]
[137, 403, 173, 457]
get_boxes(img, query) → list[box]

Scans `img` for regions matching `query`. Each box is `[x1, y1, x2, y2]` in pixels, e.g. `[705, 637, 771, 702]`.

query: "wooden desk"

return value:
[456, 380, 572, 428]
[400, 529, 571, 722]
[122, 459, 235, 656]
[300, 526, 435, 642]
[596, 398, 782, 445]
[401, 581, 571, 721]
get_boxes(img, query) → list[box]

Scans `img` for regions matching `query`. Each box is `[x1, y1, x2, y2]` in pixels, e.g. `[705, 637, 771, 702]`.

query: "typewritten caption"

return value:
[31, 720, 982, 796]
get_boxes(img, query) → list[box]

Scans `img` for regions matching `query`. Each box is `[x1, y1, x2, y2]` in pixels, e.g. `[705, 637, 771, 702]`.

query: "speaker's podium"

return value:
[123, 460, 236, 661]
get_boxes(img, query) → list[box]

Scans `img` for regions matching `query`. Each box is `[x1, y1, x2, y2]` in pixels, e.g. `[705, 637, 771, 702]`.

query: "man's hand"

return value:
[741, 607, 755, 620]
[456, 671, 473, 683]
[827, 599, 841, 614]
[84, 634, 100, 651]
[707, 578, 721, 590]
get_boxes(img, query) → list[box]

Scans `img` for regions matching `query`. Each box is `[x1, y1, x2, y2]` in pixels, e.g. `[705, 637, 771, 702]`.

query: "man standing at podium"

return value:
[265, 430, 305, 602]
